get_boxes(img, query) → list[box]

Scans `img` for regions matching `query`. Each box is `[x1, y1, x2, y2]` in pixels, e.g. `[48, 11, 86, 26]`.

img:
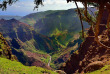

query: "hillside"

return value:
[20, 10, 60, 26]
[0, 57, 57, 74]
[20, 8, 90, 46]
[20, 9, 89, 36]
[0, 19, 60, 53]
[34, 9, 89, 36]
[0, 19, 61, 69]
[0, 31, 58, 74]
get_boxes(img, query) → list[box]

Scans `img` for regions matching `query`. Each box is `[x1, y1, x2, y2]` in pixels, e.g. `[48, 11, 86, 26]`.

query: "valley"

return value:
[1, 0, 110, 74]
[0, 8, 88, 70]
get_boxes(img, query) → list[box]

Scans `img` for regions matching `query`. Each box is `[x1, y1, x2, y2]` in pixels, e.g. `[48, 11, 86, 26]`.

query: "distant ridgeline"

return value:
[0, 15, 22, 20]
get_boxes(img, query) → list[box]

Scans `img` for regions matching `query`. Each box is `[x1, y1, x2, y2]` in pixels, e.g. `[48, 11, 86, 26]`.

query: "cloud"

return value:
[0, 0, 83, 16]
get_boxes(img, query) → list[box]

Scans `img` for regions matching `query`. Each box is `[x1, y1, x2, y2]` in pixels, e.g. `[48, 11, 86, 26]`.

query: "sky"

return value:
[0, 0, 84, 16]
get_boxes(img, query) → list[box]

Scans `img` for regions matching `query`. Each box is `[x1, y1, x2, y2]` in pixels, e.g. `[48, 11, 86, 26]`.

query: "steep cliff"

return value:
[0, 32, 17, 60]
[60, 25, 110, 74]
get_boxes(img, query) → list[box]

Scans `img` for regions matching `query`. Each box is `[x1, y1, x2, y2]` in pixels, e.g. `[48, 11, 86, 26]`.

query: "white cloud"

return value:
[0, 0, 83, 16]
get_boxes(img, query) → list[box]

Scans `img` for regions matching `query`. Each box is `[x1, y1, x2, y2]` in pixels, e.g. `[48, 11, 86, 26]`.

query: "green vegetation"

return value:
[33, 9, 89, 36]
[0, 33, 17, 60]
[51, 31, 77, 46]
[41, 56, 50, 64]
[49, 40, 79, 69]
[51, 44, 77, 61]
[0, 57, 57, 74]
[20, 9, 89, 37]
[20, 10, 63, 26]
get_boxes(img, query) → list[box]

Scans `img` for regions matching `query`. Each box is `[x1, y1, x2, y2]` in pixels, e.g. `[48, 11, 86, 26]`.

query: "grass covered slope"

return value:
[20, 9, 90, 37]
[20, 10, 59, 26]
[34, 9, 89, 36]
[20, 9, 89, 47]
[0, 57, 57, 74]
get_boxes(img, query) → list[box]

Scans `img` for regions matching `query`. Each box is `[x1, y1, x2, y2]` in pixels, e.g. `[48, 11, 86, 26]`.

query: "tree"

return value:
[74, 1, 84, 38]
[0, 0, 18, 10]
[67, 0, 110, 48]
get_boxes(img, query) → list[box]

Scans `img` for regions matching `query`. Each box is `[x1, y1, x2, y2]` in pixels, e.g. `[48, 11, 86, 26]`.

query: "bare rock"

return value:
[55, 70, 66, 74]
[82, 61, 104, 73]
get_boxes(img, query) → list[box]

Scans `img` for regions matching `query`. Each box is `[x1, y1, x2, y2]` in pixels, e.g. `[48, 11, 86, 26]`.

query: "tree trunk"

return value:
[95, 4, 110, 49]
[95, 4, 104, 41]
[107, 11, 110, 31]
[83, 1, 95, 35]
[75, 1, 84, 38]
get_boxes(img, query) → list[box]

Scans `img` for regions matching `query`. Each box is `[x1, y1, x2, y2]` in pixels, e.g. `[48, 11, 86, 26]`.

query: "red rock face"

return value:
[31, 61, 44, 67]
[24, 50, 51, 70]
[60, 25, 110, 74]
[31, 61, 51, 70]
[88, 25, 106, 36]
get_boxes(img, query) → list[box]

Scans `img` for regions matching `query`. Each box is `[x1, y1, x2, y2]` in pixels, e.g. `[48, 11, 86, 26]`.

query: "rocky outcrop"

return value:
[82, 61, 104, 73]
[60, 25, 110, 74]
[0, 33, 17, 60]
[55, 70, 66, 74]
[23, 50, 52, 69]
[31, 60, 51, 70]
